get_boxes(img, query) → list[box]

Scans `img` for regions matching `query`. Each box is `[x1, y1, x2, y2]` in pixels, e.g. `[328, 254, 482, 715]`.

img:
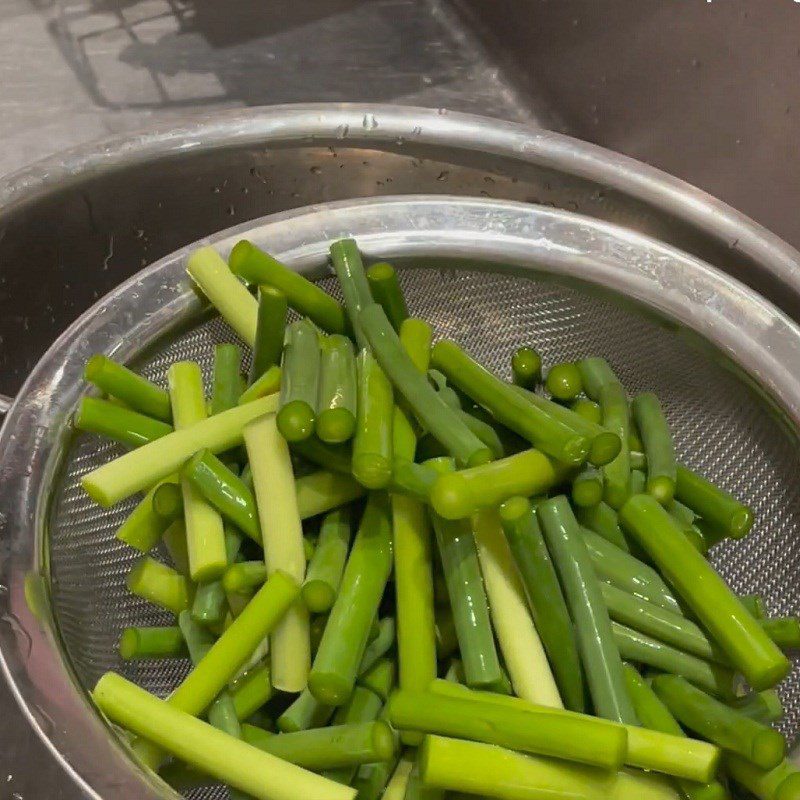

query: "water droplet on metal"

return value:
[362, 113, 378, 130]
[335, 124, 350, 139]
[102, 234, 114, 270]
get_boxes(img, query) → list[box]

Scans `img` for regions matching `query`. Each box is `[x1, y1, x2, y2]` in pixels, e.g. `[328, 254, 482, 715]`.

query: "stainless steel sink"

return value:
[1, 1, 799, 797]
[455, 0, 800, 251]
[8, 0, 800, 247]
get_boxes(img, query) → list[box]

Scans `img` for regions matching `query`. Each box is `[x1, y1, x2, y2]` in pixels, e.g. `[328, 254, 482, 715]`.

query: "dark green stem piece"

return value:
[538, 496, 638, 724]
[366, 261, 408, 331]
[75, 396, 172, 448]
[228, 240, 348, 334]
[250, 285, 287, 383]
[632, 392, 676, 504]
[210, 344, 243, 414]
[316, 334, 358, 444]
[360, 306, 491, 468]
[353, 350, 394, 489]
[84, 354, 172, 421]
[277, 318, 320, 442]
[652, 674, 785, 770]
[431, 340, 590, 466]
[498, 496, 584, 712]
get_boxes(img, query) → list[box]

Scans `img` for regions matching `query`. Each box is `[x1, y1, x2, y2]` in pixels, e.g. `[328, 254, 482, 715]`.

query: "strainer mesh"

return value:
[49, 266, 800, 798]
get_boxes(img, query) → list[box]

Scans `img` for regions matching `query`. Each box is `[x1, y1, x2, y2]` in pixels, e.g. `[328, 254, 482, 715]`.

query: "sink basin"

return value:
[1, 2, 799, 797]
[456, 0, 800, 250]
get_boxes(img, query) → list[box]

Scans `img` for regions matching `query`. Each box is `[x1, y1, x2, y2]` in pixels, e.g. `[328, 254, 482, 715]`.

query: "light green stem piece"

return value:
[132, 570, 299, 769]
[295, 470, 366, 519]
[383, 755, 415, 800]
[387, 689, 626, 770]
[726, 753, 800, 800]
[168, 361, 227, 582]
[187, 246, 258, 346]
[419, 735, 681, 800]
[620, 494, 789, 691]
[358, 656, 396, 701]
[277, 689, 335, 733]
[358, 617, 395, 676]
[93, 672, 356, 800]
[239, 365, 282, 406]
[82, 394, 278, 506]
[126, 557, 191, 615]
[472, 509, 562, 708]
[426, 679, 719, 783]
[116, 478, 180, 553]
[231, 664, 273, 721]
[392, 492, 437, 698]
[244, 413, 310, 693]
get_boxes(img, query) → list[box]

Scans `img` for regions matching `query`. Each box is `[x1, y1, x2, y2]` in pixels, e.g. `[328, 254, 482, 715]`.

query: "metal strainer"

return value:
[2, 195, 800, 799]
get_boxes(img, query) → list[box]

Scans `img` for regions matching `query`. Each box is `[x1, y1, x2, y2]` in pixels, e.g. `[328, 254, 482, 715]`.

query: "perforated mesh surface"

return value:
[49, 266, 800, 798]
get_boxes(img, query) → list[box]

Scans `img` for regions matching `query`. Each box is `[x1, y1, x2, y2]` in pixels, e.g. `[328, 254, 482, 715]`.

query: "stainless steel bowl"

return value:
[2, 194, 800, 799]
[1, 103, 799, 413]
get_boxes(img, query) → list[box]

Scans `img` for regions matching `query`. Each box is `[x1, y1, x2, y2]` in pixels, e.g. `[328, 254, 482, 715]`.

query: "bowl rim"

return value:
[1, 102, 798, 299]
